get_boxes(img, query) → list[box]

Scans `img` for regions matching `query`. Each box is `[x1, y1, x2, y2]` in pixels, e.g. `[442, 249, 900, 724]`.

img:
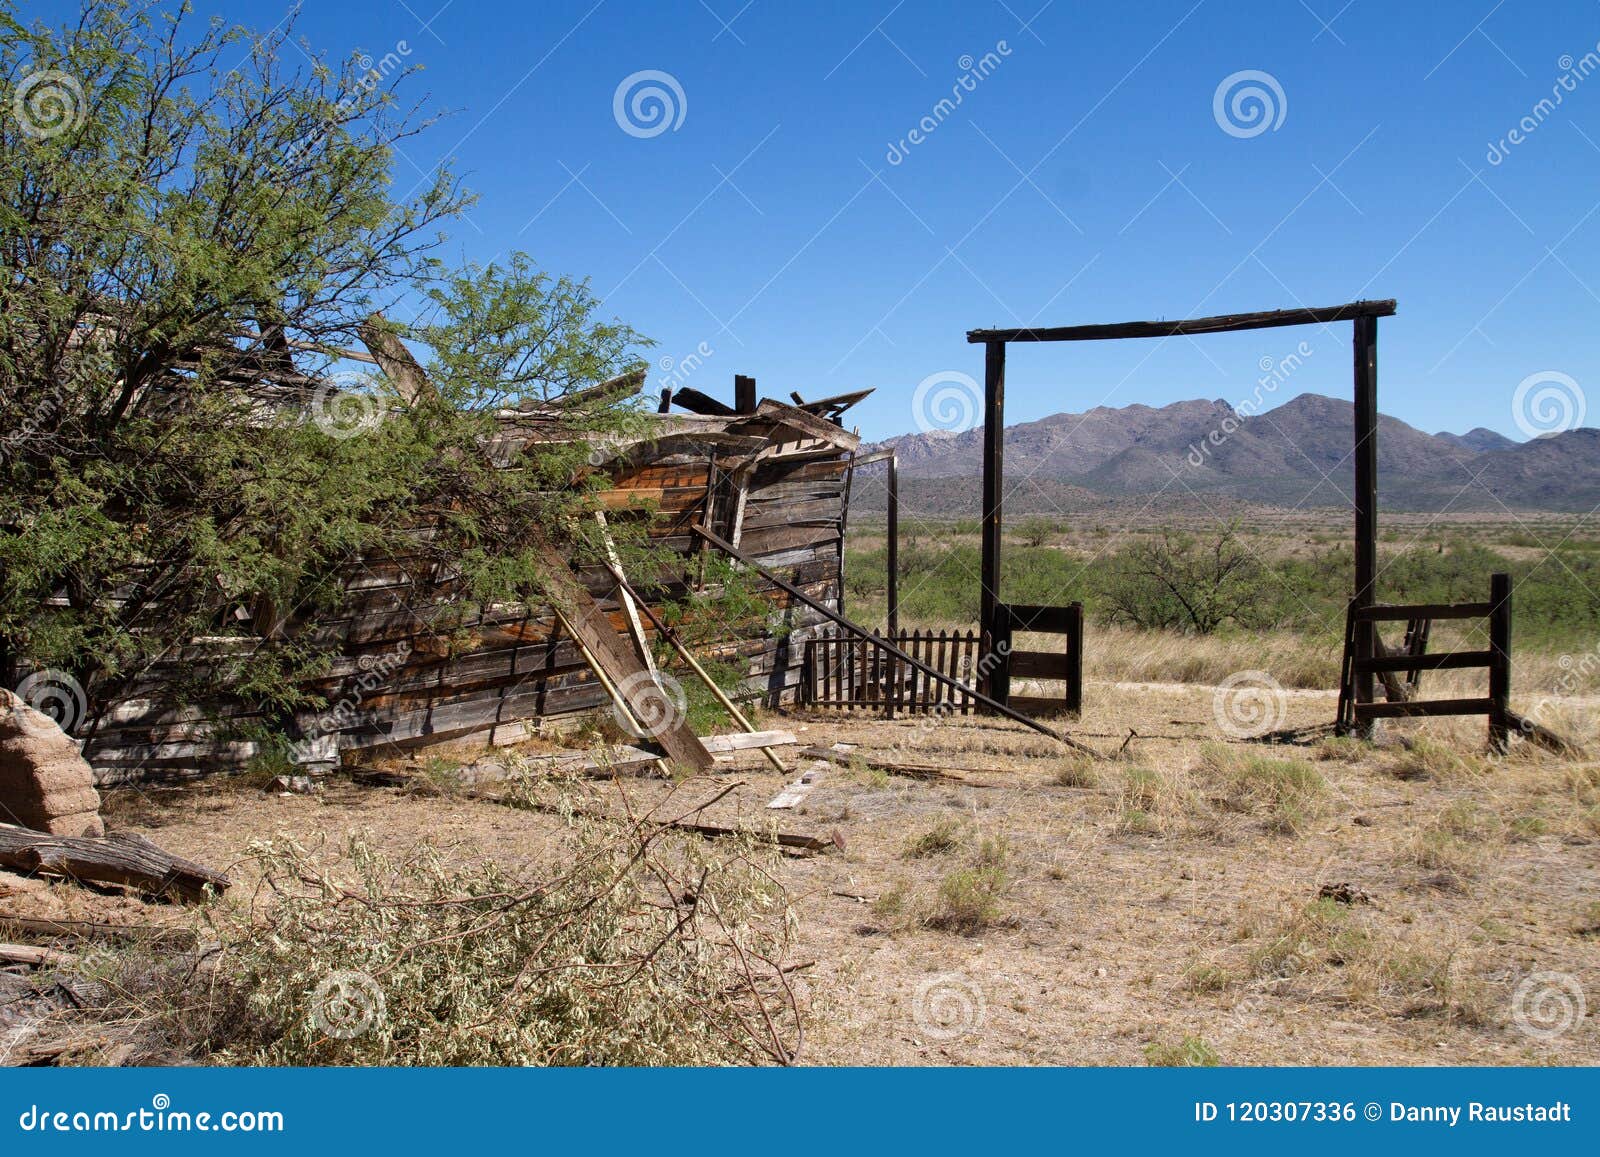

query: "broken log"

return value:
[357, 314, 435, 404]
[0, 942, 77, 968]
[0, 825, 229, 903]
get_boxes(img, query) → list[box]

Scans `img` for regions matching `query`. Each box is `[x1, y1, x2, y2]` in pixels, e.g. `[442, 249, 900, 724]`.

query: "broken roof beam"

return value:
[745, 399, 861, 451]
[966, 299, 1397, 343]
[358, 314, 436, 403]
[671, 387, 738, 416]
[540, 368, 646, 411]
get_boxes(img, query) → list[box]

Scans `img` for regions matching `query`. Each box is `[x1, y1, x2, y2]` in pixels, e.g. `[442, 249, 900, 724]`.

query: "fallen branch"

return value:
[0, 825, 229, 904]
[1506, 710, 1584, 757]
[0, 914, 197, 952]
[796, 745, 976, 784]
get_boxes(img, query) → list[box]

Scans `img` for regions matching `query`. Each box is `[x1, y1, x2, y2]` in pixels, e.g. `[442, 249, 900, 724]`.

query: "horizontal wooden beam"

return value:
[1008, 650, 1073, 679]
[998, 603, 1079, 634]
[966, 300, 1396, 343]
[1353, 696, 1494, 719]
[1352, 601, 1491, 622]
[1354, 650, 1492, 673]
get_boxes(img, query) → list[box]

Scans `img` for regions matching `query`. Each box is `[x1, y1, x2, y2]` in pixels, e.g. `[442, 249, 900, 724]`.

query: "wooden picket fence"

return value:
[799, 628, 982, 716]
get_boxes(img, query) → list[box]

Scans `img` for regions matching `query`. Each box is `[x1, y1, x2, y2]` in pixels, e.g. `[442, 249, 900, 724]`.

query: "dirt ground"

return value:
[4, 680, 1597, 1067]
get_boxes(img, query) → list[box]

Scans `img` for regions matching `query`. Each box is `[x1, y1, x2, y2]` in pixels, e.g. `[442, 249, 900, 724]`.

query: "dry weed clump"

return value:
[1143, 1034, 1220, 1066]
[873, 833, 1014, 935]
[1385, 736, 1489, 783]
[1243, 898, 1488, 1023]
[1403, 800, 1495, 883]
[902, 818, 964, 859]
[193, 811, 801, 1066]
[1052, 752, 1101, 788]
[1198, 745, 1328, 835]
[1115, 767, 1200, 836]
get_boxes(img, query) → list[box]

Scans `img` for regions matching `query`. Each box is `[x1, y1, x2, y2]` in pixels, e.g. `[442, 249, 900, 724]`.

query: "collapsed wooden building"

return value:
[75, 339, 873, 783]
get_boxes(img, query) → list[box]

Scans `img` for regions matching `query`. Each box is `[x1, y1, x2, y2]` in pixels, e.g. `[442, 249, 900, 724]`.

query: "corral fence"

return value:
[799, 607, 1083, 719]
[800, 628, 983, 716]
[1336, 571, 1512, 749]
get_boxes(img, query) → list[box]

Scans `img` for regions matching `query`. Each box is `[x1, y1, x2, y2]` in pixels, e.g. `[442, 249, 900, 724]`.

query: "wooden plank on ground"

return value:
[767, 763, 827, 809]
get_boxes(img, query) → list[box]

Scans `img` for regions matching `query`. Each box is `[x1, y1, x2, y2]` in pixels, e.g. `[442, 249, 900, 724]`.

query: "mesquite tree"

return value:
[0, 1, 650, 727]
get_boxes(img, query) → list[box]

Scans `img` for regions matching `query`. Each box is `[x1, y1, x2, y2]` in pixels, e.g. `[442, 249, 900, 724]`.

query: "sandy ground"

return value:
[4, 680, 1596, 1067]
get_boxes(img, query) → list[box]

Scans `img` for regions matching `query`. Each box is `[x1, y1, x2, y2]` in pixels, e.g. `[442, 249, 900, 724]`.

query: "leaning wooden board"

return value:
[534, 538, 714, 771]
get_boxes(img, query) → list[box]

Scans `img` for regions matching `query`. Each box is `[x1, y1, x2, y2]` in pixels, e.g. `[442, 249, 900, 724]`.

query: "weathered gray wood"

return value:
[0, 824, 228, 902]
[536, 539, 714, 772]
[357, 314, 434, 403]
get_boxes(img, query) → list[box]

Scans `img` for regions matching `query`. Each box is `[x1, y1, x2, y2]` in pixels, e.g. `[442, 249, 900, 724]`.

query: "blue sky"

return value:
[35, 0, 1600, 440]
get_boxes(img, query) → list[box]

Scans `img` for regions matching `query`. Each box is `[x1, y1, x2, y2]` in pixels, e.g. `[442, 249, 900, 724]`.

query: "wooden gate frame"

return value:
[966, 299, 1398, 711]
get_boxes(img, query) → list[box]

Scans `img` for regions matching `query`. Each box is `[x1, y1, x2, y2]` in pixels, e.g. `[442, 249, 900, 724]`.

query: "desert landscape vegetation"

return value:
[2, 0, 1597, 1075]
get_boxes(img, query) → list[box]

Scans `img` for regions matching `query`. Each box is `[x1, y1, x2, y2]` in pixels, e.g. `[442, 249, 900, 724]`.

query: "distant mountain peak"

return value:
[862, 395, 1596, 512]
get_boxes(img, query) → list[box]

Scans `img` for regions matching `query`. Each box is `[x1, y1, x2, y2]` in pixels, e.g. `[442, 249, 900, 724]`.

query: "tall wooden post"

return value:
[1488, 571, 1512, 752]
[886, 452, 900, 719]
[734, 374, 757, 414]
[1352, 315, 1379, 725]
[979, 341, 1008, 704]
[886, 453, 899, 640]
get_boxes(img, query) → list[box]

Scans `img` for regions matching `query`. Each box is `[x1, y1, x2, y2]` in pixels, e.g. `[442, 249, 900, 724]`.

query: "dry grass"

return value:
[5, 666, 1594, 1067]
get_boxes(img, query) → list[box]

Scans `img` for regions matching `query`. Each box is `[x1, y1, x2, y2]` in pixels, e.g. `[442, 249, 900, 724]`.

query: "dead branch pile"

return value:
[203, 787, 803, 1065]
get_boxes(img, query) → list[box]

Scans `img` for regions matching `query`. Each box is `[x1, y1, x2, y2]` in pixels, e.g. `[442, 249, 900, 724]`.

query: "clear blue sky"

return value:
[36, 0, 1600, 440]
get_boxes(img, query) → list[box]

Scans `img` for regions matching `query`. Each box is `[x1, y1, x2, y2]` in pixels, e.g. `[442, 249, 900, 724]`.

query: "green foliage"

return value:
[1100, 523, 1263, 634]
[0, 2, 653, 723]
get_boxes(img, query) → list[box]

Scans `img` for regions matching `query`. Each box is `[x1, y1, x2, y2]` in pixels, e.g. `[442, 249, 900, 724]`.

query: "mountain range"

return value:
[862, 393, 1599, 513]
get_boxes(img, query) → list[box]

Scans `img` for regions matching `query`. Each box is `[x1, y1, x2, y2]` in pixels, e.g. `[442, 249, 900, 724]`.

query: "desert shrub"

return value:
[1144, 1034, 1219, 1066]
[903, 819, 964, 859]
[1052, 753, 1100, 788]
[202, 816, 800, 1065]
[927, 865, 1008, 933]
